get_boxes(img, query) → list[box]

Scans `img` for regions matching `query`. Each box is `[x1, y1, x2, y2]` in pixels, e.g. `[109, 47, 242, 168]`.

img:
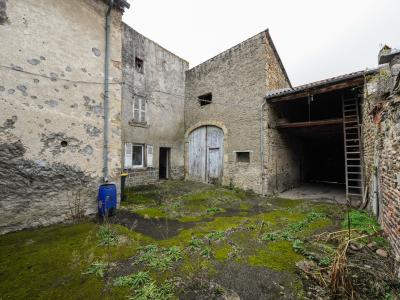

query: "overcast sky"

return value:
[123, 0, 399, 86]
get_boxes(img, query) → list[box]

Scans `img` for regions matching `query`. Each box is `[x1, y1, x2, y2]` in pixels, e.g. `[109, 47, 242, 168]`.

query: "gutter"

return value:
[103, 0, 114, 182]
[260, 98, 267, 195]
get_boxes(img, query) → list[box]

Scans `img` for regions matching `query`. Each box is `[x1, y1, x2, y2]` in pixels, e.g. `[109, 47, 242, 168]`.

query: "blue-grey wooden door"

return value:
[188, 126, 223, 184]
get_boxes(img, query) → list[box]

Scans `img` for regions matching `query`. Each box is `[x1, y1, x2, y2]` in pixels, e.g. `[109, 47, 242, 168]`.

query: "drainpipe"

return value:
[260, 98, 267, 195]
[103, 0, 114, 182]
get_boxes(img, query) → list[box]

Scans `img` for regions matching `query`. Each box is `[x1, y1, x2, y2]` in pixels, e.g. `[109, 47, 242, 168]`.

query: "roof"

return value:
[265, 69, 377, 100]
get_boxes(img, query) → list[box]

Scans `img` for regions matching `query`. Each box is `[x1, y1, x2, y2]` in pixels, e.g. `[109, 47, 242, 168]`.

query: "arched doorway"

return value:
[188, 126, 224, 184]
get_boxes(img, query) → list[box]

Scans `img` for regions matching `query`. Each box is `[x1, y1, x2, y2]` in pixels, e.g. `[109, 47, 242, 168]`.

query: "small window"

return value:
[135, 57, 143, 73]
[133, 96, 146, 123]
[236, 151, 250, 163]
[198, 93, 212, 106]
[132, 144, 144, 168]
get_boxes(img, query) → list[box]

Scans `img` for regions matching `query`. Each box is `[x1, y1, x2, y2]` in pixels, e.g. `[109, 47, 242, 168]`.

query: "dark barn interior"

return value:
[268, 75, 365, 202]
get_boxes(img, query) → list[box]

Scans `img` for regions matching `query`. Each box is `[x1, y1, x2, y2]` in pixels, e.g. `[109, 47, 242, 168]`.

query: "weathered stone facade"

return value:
[184, 30, 290, 193]
[0, 0, 123, 233]
[363, 49, 400, 263]
[121, 25, 188, 186]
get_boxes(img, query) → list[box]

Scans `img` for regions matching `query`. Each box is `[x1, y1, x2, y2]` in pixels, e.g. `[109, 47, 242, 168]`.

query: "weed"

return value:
[136, 245, 182, 271]
[262, 212, 325, 242]
[342, 210, 380, 234]
[129, 280, 175, 300]
[206, 207, 223, 214]
[261, 232, 277, 241]
[98, 225, 118, 246]
[83, 261, 107, 278]
[188, 238, 204, 251]
[113, 271, 151, 288]
[201, 247, 213, 259]
[205, 231, 225, 241]
[319, 256, 331, 267]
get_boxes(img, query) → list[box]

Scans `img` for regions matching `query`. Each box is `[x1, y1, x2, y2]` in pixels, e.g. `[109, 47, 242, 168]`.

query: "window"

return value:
[132, 144, 144, 168]
[135, 57, 143, 73]
[198, 93, 212, 106]
[133, 96, 146, 123]
[124, 143, 148, 169]
[236, 151, 250, 163]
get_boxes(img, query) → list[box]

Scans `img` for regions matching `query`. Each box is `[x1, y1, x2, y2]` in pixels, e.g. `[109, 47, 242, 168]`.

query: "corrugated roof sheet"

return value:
[265, 69, 377, 100]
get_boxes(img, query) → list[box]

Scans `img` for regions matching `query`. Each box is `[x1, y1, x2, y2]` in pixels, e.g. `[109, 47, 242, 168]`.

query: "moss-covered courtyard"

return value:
[0, 180, 397, 299]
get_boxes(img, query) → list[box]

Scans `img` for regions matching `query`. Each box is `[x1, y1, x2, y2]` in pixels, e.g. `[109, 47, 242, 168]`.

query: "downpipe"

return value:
[260, 98, 267, 196]
[103, 0, 114, 182]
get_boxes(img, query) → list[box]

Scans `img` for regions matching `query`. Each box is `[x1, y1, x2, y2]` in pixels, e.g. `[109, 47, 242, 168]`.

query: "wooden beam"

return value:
[276, 118, 343, 129]
[270, 78, 364, 103]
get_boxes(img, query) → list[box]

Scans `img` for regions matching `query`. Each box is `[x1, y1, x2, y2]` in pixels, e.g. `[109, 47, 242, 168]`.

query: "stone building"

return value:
[0, 0, 129, 233]
[184, 30, 291, 193]
[121, 25, 188, 185]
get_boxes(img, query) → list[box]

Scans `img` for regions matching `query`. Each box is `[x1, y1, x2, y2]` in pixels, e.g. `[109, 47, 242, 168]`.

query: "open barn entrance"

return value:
[267, 73, 365, 203]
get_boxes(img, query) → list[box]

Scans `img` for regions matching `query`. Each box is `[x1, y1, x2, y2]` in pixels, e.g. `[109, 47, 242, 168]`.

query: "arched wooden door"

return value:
[188, 126, 224, 184]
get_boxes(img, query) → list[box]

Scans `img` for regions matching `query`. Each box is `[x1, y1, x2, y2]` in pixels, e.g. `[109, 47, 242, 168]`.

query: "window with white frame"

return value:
[125, 143, 145, 169]
[132, 144, 144, 168]
[133, 96, 146, 124]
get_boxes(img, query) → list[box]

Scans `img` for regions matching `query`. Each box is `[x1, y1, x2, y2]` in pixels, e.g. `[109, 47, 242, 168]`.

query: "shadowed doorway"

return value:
[159, 147, 170, 179]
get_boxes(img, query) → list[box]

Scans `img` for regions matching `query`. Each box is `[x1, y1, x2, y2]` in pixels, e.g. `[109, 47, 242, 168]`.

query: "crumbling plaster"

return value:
[0, 0, 122, 233]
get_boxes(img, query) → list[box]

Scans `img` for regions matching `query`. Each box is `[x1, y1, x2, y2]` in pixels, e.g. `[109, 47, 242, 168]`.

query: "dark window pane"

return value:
[132, 145, 143, 166]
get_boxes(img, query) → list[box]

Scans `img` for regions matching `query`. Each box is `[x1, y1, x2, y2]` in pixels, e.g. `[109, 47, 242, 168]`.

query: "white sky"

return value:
[123, 0, 399, 86]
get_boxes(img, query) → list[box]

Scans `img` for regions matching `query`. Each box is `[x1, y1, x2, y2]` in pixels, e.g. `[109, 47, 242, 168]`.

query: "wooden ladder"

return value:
[342, 96, 364, 203]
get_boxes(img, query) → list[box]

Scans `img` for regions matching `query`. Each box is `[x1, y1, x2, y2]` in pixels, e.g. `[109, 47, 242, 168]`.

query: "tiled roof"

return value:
[265, 69, 377, 100]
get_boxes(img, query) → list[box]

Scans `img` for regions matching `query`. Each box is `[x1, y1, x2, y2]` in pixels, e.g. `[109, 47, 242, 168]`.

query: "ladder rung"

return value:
[348, 179, 362, 181]
[344, 115, 357, 117]
[347, 152, 360, 154]
[344, 120, 358, 123]
[345, 126, 359, 129]
[348, 186, 362, 189]
[344, 104, 356, 107]
[348, 172, 361, 174]
[346, 139, 360, 141]
[348, 193, 362, 196]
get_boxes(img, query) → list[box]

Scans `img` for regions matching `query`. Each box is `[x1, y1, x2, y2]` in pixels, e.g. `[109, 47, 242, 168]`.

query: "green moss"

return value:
[135, 207, 166, 218]
[239, 202, 251, 211]
[214, 244, 232, 261]
[124, 192, 155, 205]
[303, 218, 332, 235]
[248, 241, 303, 272]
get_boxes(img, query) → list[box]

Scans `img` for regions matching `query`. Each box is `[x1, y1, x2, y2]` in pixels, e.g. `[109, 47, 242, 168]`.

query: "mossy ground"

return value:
[0, 180, 369, 299]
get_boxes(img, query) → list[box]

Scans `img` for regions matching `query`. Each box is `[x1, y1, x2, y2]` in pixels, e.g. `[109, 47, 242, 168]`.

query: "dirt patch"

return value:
[108, 209, 197, 239]
[214, 262, 299, 300]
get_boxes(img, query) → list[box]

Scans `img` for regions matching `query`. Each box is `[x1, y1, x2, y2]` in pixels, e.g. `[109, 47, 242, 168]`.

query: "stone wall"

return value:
[0, 0, 123, 233]
[362, 49, 400, 263]
[184, 30, 290, 193]
[122, 25, 188, 186]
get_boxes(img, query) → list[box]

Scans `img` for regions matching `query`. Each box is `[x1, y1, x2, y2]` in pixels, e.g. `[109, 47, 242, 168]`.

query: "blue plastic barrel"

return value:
[98, 183, 117, 217]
